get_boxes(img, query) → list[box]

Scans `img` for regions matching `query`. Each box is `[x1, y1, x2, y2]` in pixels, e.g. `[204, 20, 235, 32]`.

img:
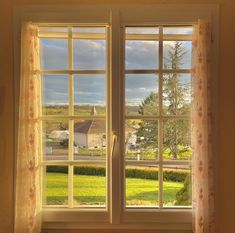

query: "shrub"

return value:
[126, 167, 158, 180]
[46, 165, 105, 176]
[163, 169, 188, 182]
[175, 174, 192, 205]
[47, 165, 189, 183]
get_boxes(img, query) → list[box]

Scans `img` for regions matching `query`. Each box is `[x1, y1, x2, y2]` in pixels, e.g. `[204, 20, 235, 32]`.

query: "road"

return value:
[44, 155, 190, 170]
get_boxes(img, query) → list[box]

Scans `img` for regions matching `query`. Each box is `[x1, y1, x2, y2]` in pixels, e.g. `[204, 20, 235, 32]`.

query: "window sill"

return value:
[42, 208, 192, 231]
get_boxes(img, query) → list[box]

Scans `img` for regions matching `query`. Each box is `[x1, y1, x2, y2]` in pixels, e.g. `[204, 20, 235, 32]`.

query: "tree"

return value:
[138, 92, 158, 116]
[175, 173, 192, 206]
[136, 41, 190, 159]
[137, 92, 158, 149]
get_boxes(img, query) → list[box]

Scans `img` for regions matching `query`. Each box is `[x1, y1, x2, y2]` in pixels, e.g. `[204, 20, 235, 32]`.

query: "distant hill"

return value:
[43, 105, 140, 116]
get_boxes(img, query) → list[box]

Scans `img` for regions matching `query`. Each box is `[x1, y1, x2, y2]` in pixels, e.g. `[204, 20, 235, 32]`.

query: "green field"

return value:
[45, 173, 184, 206]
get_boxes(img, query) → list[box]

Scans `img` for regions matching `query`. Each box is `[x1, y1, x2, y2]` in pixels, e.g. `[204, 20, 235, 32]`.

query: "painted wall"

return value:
[74, 133, 88, 148]
[0, 0, 235, 233]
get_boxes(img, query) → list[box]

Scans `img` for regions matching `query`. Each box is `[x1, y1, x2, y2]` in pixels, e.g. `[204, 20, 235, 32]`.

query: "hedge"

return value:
[47, 165, 189, 183]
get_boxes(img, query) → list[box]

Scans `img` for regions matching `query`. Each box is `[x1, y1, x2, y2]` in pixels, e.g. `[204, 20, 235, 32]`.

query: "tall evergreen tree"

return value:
[136, 42, 191, 159]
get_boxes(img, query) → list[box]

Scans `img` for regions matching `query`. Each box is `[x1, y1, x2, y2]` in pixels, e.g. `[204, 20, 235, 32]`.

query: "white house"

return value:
[74, 106, 106, 148]
[49, 130, 69, 140]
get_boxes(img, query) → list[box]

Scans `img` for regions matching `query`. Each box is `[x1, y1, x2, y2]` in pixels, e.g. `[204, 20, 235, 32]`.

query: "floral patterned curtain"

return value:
[15, 22, 42, 233]
[192, 20, 215, 233]
[13, 20, 216, 233]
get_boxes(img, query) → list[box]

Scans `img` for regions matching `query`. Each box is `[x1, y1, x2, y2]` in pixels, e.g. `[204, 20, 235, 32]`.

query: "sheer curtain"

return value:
[15, 22, 42, 233]
[192, 20, 215, 233]
[14, 20, 215, 233]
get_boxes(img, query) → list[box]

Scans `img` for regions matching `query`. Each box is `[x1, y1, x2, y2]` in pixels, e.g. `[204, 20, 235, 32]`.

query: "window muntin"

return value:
[39, 26, 108, 208]
[124, 26, 192, 208]
[39, 24, 192, 211]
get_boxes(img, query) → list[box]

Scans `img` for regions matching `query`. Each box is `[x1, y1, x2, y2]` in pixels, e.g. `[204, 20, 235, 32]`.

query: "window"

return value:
[39, 26, 108, 208]
[124, 26, 192, 208]
[14, 4, 218, 230]
[38, 23, 192, 227]
[39, 24, 192, 209]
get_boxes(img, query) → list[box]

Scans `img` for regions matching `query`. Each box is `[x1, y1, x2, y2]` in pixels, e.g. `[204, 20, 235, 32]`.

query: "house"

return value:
[74, 106, 106, 148]
[48, 130, 69, 141]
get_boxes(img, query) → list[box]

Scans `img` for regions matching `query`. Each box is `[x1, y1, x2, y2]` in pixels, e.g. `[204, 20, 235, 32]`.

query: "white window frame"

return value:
[14, 4, 219, 231]
[39, 25, 110, 211]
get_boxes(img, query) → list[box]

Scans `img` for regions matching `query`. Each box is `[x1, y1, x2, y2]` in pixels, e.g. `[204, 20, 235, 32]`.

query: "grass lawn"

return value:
[46, 173, 184, 206]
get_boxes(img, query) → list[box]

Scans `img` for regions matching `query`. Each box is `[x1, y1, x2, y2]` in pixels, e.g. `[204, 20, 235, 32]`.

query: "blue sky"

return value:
[40, 32, 192, 106]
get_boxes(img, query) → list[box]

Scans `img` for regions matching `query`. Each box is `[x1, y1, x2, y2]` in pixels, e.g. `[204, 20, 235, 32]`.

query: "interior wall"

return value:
[0, 0, 235, 233]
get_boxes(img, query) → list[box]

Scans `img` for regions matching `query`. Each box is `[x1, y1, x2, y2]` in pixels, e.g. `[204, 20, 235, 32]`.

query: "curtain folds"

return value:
[14, 20, 215, 233]
[192, 20, 215, 233]
[15, 22, 42, 233]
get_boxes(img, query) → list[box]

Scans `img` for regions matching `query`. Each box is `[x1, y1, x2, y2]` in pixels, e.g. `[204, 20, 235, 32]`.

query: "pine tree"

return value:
[136, 41, 191, 159]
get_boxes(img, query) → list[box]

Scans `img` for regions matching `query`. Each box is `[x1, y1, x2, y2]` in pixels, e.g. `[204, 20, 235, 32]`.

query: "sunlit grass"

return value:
[45, 173, 183, 206]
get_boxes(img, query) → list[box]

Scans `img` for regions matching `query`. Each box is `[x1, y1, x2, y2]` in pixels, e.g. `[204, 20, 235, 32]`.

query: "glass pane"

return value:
[126, 165, 159, 207]
[74, 119, 106, 161]
[44, 166, 68, 205]
[163, 119, 191, 161]
[163, 41, 192, 70]
[41, 75, 68, 115]
[43, 120, 69, 161]
[73, 27, 106, 34]
[163, 74, 191, 115]
[73, 39, 106, 70]
[74, 75, 106, 116]
[125, 74, 158, 116]
[39, 27, 68, 33]
[163, 166, 191, 207]
[125, 40, 159, 70]
[125, 119, 158, 161]
[126, 27, 159, 34]
[73, 164, 106, 207]
[40, 39, 68, 70]
[163, 27, 193, 35]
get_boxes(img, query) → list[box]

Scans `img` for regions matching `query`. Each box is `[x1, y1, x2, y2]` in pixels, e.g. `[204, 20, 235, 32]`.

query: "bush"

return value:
[175, 174, 192, 205]
[126, 167, 158, 180]
[47, 165, 189, 183]
[60, 139, 68, 147]
[46, 165, 106, 176]
[74, 166, 106, 176]
[163, 169, 188, 182]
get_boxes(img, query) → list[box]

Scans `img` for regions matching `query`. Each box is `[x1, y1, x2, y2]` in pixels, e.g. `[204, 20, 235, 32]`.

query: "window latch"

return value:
[111, 131, 117, 158]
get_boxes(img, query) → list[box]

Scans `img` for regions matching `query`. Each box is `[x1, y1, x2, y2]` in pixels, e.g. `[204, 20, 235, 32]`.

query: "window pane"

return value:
[125, 165, 159, 207]
[163, 41, 192, 70]
[74, 119, 106, 161]
[163, 27, 192, 35]
[126, 27, 159, 34]
[73, 39, 106, 70]
[44, 166, 68, 205]
[73, 27, 106, 34]
[40, 39, 68, 70]
[163, 166, 191, 207]
[39, 27, 68, 33]
[73, 164, 106, 207]
[163, 74, 191, 115]
[163, 119, 191, 161]
[125, 74, 158, 116]
[43, 120, 69, 161]
[41, 75, 68, 115]
[125, 120, 158, 161]
[125, 40, 159, 70]
[74, 75, 106, 116]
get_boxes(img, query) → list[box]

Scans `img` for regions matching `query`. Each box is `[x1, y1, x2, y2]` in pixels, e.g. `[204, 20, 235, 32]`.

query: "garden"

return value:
[45, 165, 191, 207]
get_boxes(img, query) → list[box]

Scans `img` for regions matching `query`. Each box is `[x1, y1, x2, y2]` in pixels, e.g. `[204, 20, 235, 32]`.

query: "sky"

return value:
[40, 27, 192, 107]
